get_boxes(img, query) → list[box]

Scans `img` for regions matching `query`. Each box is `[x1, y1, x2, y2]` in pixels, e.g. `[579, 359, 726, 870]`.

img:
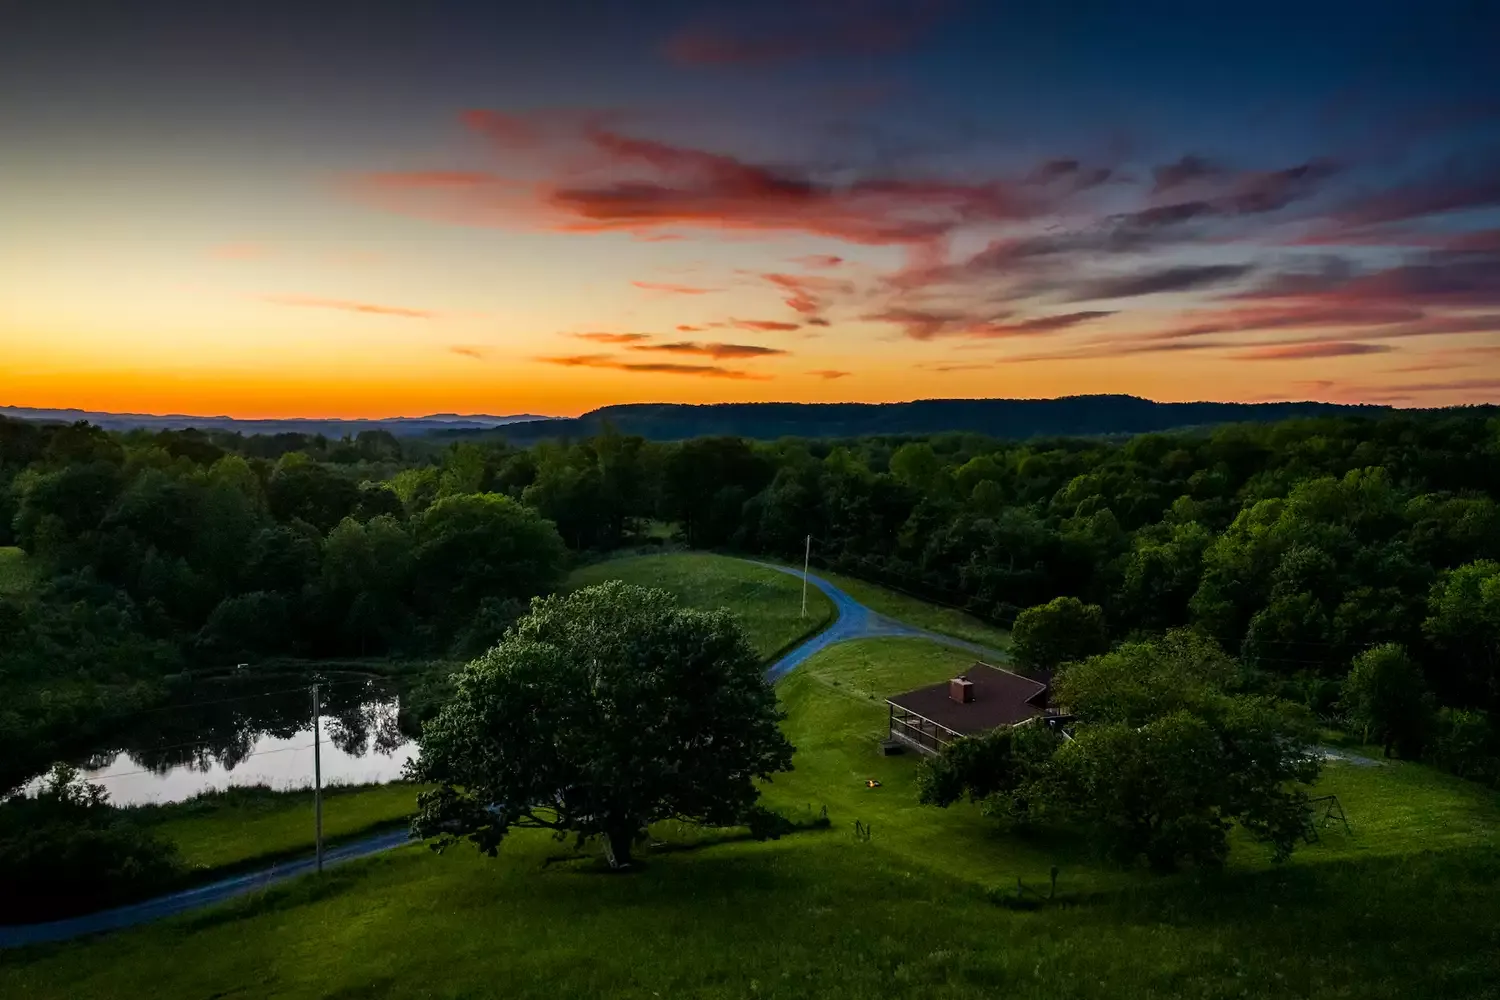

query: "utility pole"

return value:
[801, 534, 811, 618]
[311, 683, 323, 873]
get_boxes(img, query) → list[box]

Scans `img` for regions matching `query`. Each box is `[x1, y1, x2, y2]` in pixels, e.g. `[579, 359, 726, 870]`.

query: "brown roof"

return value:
[887, 663, 1048, 736]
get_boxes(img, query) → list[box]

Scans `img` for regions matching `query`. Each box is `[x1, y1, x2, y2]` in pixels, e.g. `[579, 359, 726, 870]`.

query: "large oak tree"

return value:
[409, 581, 794, 867]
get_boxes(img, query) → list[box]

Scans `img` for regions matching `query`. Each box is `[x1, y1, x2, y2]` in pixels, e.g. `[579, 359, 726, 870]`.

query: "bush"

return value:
[0, 765, 181, 924]
[1429, 708, 1500, 786]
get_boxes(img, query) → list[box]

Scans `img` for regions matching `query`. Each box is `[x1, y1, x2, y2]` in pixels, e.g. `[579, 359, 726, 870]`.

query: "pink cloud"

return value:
[536, 354, 769, 380]
[762, 272, 855, 317]
[1233, 342, 1395, 361]
[629, 341, 788, 359]
[732, 319, 802, 332]
[354, 114, 1051, 247]
[864, 306, 1112, 341]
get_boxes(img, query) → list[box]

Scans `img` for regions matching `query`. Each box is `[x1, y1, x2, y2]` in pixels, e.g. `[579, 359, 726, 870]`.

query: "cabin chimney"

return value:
[949, 676, 975, 704]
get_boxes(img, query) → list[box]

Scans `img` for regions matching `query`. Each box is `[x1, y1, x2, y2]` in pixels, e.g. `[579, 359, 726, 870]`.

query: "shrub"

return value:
[0, 764, 181, 924]
[1429, 707, 1499, 786]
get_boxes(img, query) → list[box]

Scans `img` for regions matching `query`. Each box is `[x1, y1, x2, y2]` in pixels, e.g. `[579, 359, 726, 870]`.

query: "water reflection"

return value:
[46, 673, 419, 806]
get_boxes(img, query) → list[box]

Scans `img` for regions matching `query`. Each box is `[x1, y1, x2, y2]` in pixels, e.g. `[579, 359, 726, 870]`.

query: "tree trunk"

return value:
[602, 827, 634, 869]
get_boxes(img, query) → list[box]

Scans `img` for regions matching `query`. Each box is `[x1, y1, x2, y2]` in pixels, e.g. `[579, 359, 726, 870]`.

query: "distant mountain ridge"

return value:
[470, 395, 1397, 443]
[0, 406, 551, 437]
[3, 396, 1406, 442]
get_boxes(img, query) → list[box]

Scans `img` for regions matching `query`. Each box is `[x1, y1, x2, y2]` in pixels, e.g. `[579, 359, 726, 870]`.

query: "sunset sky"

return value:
[3, 0, 1498, 418]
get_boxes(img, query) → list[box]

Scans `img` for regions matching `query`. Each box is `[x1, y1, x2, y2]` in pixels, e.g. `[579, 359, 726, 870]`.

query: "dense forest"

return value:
[4, 408, 1500, 795]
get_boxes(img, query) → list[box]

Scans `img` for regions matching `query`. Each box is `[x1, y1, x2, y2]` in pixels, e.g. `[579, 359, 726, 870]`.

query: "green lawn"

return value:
[5, 637, 1499, 998]
[567, 552, 835, 662]
[132, 782, 424, 874]
[5, 831, 1497, 1000]
[769, 560, 1012, 652]
[765, 638, 1500, 881]
[0, 546, 31, 595]
[761, 638, 1106, 891]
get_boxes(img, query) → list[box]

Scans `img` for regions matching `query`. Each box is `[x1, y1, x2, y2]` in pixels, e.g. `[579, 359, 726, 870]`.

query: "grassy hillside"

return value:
[0, 547, 31, 595]
[806, 566, 1012, 652]
[5, 637, 1498, 998]
[568, 552, 835, 662]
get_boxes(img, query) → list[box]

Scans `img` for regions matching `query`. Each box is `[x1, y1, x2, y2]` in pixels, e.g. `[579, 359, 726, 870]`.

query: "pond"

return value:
[27, 673, 420, 806]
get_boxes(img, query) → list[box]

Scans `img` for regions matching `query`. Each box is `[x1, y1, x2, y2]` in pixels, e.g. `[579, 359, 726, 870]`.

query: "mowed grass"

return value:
[5, 638, 1500, 998]
[4, 829, 1499, 1000]
[0, 546, 32, 595]
[132, 782, 425, 874]
[765, 560, 1012, 652]
[568, 552, 835, 662]
[766, 639, 1500, 881]
[761, 638, 1109, 891]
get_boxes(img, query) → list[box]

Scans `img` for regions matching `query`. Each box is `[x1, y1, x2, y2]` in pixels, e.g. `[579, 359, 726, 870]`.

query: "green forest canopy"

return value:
[4, 407, 1500, 791]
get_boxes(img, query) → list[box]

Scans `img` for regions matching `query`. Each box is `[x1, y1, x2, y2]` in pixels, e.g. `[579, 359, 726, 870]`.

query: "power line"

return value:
[66, 742, 318, 785]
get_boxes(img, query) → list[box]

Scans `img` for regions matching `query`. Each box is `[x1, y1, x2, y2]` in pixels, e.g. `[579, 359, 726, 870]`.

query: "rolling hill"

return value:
[460, 395, 1395, 443]
[2, 395, 1414, 443]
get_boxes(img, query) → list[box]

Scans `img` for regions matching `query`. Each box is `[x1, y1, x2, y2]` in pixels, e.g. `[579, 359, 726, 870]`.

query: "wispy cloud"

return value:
[536, 354, 769, 379]
[793, 254, 845, 269]
[1152, 155, 1223, 193]
[261, 294, 436, 319]
[807, 369, 852, 379]
[355, 112, 1061, 247]
[1232, 342, 1394, 360]
[632, 281, 721, 295]
[1380, 377, 1500, 394]
[732, 319, 802, 332]
[919, 362, 995, 372]
[966, 311, 1116, 339]
[449, 345, 487, 360]
[1069, 263, 1256, 301]
[572, 331, 653, 343]
[1327, 150, 1500, 230]
[864, 306, 1113, 341]
[762, 272, 855, 319]
[629, 341, 788, 359]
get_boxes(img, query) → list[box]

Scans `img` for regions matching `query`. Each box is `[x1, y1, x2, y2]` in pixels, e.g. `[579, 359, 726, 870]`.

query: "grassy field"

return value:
[132, 782, 424, 874]
[5, 636, 1498, 998]
[568, 552, 835, 662]
[764, 639, 1500, 880]
[769, 560, 1012, 652]
[0, 546, 32, 595]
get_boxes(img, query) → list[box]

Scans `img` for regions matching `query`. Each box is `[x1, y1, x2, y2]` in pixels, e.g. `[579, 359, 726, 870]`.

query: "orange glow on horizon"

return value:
[2, 346, 1432, 420]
